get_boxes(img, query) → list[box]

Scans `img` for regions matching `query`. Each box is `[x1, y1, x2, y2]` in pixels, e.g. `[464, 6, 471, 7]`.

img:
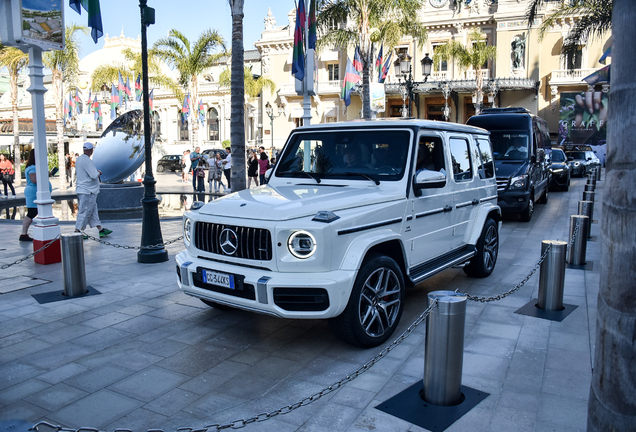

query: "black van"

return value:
[467, 107, 551, 222]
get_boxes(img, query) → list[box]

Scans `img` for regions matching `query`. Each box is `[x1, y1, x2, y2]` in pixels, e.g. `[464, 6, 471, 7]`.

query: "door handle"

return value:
[472, 199, 479, 205]
[443, 205, 453, 213]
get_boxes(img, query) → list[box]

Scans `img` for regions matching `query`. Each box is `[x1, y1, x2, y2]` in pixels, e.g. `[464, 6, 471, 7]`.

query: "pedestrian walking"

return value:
[74, 142, 112, 238]
[194, 154, 206, 201]
[0, 153, 16, 199]
[190, 147, 204, 191]
[223, 147, 232, 191]
[208, 153, 225, 192]
[259, 151, 270, 185]
[182, 150, 191, 183]
[20, 149, 52, 241]
[65, 153, 72, 185]
[247, 151, 259, 188]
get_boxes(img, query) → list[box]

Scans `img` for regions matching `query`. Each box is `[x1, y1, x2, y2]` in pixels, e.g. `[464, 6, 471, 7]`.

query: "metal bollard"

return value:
[596, 166, 602, 181]
[587, 177, 596, 187]
[583, 191, 595, 203]
[578, 200, 595, 235]
[423, 291, 467, 406]
[62, 233, 88, 297]
[584, 184, 595, 192]
[567, 215, 589, 266]
[537, 241, 567, 311]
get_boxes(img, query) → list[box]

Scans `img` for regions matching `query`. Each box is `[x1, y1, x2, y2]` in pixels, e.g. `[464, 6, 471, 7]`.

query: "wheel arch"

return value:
[465, 205, 502, 245]
[339, 231, 408, 278]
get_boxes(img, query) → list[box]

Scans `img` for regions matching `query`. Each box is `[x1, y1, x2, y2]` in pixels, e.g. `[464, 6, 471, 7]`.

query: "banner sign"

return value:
[558, 91, 608, 148]
[21, 0, 64, 50]
[370, 83, 386, 113]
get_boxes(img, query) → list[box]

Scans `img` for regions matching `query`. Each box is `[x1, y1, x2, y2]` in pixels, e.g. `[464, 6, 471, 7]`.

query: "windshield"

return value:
[275, 129, 411, 182]
[551, 150, 566, 162]
[489, 131, 530, 161]
[566, 151, 586, 160]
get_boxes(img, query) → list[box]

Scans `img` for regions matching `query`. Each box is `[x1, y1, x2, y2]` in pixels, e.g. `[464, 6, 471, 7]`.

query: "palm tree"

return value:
[587, 1, 636, 430]
[89, 47, 182, 101]
[526, 0, 612, 70]
[432, 28, 497, 114]
[153, 29, 226, 147]
[218, 66, 276, 98]
[317, 0, 428, 119]
[228, 0, 246, 192]
[43, 24, 88, 192]
[0, 45, 28, 184]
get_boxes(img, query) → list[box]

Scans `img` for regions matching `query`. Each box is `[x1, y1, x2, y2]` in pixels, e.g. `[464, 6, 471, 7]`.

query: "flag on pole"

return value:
[198, 99, 205, 124]
[292, 0, 306, 82]
[181, 93, 190, 125]
[92, 96, 99, 120]
[353, 47, 363, 73]
[118, 72, 125, 105]
[69, 0, 103, 43]
[599, 46, 611, 65]
[87, 89, 92, 113]
[341, 57, 361, 107]
[97, 104, 103, 128]
[135, 74, 142, 101]
[308, 0, 317, 50]
[379, 51, 393, 83]
[149, 89, 154, 114]
[68, 93, 75, 117]
[375, 44, 383, 78]
[110, 83, 119, 119]
[125, 76, 132, 100]
[63, 99, 69, 127]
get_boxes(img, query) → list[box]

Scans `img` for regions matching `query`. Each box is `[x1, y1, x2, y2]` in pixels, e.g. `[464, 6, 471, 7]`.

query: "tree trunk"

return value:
[52, 72, 67, 193]
[191, 75, 199, 147]
[587, 0, 636, 430]
[230, 0, 246, 192]
[10, 73, 21, 184]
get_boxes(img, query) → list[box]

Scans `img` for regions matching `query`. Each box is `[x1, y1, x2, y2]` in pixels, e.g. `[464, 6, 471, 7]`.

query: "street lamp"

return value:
[265, 101, 284, 155]
[137, 0, 168, 264]
[395, 52, 433, 117]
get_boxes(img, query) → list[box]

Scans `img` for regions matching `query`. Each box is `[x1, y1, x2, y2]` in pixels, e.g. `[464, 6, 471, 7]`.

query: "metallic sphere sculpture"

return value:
[93, 110, 154, 183]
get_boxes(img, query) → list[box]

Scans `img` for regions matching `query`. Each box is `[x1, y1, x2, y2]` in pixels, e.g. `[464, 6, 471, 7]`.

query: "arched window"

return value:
[208, 108, 219, 141]
[179, 111, 189, 141]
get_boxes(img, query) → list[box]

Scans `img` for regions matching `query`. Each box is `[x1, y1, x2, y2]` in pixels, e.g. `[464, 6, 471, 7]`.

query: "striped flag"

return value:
[68, 93, 75, 117]
[110, 83, 119, 119]
[582, 65, 610, 85]
[379, 51, 393, 84]
[353, 47, 363, 73]
[135, 74, 142, 102]
[63, 99, 69, 127]
[198, 99, 205, 124]
[292, 0, 306, 82]
[375, 45, 383, 80]
[149, 89, 154, 114]
[69, 0, 103, 43]
[341, 57, 361, 107]
[118, 72, 125, 105]
[307, 0, 316, 50]
[92, 96, 99, 121]
[125, 76, 132, 100]
[181, 93, 190, 125]
[87, 90, 92, 113]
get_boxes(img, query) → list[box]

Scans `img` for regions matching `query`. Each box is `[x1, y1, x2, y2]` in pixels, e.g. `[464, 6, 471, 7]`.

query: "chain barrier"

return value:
[30, 299, 439, 432]
[0, 235, 61, 270]
[82, 233, 184, 250]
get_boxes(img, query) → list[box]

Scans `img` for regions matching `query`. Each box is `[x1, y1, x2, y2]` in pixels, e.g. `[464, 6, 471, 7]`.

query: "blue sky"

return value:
[66, 0, 295, 57]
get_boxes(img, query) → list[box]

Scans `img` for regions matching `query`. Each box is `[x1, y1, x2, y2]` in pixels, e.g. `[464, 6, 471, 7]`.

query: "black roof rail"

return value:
[479, 107, 531, 114]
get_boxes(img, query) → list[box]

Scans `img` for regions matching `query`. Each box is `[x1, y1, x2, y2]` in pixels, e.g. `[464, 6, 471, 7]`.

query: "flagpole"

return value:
[137, 0, 168, 264]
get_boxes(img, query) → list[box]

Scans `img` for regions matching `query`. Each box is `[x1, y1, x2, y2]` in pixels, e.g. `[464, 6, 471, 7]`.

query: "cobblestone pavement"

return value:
[0, 176, 600, 432]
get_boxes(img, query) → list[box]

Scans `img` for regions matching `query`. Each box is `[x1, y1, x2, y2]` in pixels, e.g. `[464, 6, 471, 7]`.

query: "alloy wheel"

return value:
[357, 267, 401, 338]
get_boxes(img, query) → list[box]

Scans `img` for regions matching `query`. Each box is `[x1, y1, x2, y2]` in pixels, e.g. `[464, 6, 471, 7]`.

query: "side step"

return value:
[409, 245, 477, 285]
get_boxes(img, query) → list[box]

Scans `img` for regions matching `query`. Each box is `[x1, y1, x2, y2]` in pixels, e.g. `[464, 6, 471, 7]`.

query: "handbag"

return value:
[197, 168, 206, 178]
[3, 173, 14, 183]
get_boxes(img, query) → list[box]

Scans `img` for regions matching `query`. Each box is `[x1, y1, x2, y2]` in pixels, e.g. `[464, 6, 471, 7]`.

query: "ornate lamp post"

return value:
[395, 53, 433, 118]
[265, 101, 284, 155]
[137, 0, 168, 264]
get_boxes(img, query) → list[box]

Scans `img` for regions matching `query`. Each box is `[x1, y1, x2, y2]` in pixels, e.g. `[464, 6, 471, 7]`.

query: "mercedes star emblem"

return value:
[219, 228, 238, 255]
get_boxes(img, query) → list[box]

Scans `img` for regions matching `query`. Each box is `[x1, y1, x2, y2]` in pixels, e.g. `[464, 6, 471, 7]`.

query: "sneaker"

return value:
[10, 195, 16, 199]
[19, 234, 33, 242]
[99, 228, 113, 237]
[0, 195, 6, 199]
[82, 234, 88, 240]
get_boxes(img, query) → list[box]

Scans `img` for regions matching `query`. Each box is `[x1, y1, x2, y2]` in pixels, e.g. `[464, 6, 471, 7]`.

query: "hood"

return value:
[198, 184, 404, 221]
[551, 161, 568, 170]
[494, 160, 528, 179]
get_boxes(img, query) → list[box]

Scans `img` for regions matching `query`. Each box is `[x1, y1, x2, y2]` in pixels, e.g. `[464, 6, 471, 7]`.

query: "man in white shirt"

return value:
[223, 147, 232, 191]
[74, 142, 112, 238]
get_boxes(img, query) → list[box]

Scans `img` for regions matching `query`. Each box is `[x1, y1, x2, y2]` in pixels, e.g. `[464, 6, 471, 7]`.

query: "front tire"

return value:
[538, 187, 548, 204]
[156, 165, 165, 173]
[520, 194, 534, 222]
[330, 254, 405, 348]
[464, 218, 498, 278]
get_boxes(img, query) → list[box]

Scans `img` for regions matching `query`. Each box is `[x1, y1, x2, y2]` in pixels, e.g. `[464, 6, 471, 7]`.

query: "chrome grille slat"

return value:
[194, 222, 272, 261]
[496, 177, 508, 192]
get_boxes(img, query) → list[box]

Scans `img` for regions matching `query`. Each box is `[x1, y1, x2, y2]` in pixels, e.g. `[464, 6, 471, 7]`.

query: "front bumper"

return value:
[550, 170, 569, 187]
[176, 251, 356, 319]
[497, 190, 530, 213]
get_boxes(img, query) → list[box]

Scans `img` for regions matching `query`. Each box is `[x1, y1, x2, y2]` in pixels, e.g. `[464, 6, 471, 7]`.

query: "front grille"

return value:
[496, 177, 508, 192]
[273, 288, 330, 311]
[194, 222, 272, 261]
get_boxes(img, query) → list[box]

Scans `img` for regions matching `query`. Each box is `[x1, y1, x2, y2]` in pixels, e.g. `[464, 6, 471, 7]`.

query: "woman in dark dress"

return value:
[247, 151, 259, 188]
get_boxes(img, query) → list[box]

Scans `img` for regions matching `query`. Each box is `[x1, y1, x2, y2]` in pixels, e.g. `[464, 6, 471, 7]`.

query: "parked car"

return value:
[566, 150, 600, 177]
[201, 148, 228, 160]
[467, 107, 551, 222]
[549, 149, 571, 191]
[176, 119, 501, 347]
[156, 154, 184, 172]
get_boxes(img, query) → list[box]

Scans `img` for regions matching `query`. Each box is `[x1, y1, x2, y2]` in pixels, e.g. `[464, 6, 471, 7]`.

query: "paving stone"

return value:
[0, 378, 51, 405]
[107, 366, 190, 403]
[65, 364, 134, 392]
[25, 383, 89, 411]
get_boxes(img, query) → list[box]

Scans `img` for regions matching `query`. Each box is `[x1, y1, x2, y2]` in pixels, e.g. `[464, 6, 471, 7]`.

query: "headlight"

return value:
[552, 168, 563, 174]
[184, 218, 192, 243]
[287, 230, 316, 259]
[510, 174, 527, 189]
[574, 162, 580, 166]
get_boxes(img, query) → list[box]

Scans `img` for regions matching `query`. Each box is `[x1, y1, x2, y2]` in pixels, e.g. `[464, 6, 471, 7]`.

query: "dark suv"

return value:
[202, 148, 228, 160]
[549, 148, 571, 191]
[156, 154, 183, 172]
[566, 150, 600, 177]
[467, 107, 551, 222]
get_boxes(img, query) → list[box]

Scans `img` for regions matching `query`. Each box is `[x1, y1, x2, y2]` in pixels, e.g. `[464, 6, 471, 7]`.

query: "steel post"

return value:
[583, 191, 595, 203]
[584, 184, 595, 192]
[596, 167, 601, 181]
[567, 215, 589, 266]
[537, 240, 567, 311]
[61, 233, 87, 297]
[578, 200, 595, 237]
[423, 290, 467, 406]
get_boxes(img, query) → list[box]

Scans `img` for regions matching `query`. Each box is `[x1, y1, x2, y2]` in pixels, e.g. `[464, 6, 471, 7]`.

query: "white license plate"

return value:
[202, 269, 235, 289]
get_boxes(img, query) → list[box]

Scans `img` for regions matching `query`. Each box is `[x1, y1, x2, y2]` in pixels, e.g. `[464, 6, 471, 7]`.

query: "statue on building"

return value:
[511, 33, 527, 69]
[264, 8, 276, 30]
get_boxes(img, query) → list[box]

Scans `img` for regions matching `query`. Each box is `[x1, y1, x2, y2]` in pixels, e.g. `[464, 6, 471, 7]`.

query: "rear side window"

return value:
[475, 138, 495, 179]
[449, 137, 473, 182]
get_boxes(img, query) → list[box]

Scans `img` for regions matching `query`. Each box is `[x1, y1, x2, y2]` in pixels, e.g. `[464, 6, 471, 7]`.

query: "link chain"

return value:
[30, 299, 439, 432]
[567, 202, 586, 253]
[82, 233, 184, 250]
[0, 235, 61, 270]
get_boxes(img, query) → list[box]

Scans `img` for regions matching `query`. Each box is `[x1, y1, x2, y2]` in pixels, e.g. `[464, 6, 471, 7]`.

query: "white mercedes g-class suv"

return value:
[176, 119, 500, 347]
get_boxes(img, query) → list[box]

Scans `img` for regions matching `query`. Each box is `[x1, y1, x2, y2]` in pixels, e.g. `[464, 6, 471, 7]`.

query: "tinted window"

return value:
[551, 150, 566, 162]
[489, 131, 530, 160]
[276, 129, 411, 182]
[566, 151, 586, 160]
[449, 137, 472, 182]
[416, 136, 446, 174]
[476, 138, 495, 178]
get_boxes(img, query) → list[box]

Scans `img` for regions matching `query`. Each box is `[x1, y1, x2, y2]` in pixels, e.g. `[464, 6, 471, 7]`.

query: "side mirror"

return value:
[265, 167, 273, 182]
[414, 170, 446, 191]
[587, 157, 592, 161]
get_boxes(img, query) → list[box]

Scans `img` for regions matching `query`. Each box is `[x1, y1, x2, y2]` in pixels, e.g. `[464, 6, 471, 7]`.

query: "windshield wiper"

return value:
[296, 171, 321, 183]
[341, 172, 380, 185]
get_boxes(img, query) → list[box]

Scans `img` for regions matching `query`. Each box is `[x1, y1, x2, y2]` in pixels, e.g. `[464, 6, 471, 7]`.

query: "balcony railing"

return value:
[549, 69, 598, 85]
